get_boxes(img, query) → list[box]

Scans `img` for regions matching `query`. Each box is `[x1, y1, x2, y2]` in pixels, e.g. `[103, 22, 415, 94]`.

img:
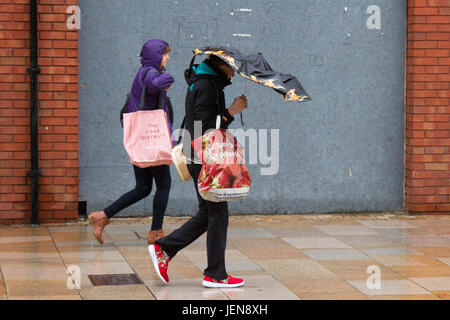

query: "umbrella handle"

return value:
[243, 79, 250, 96]
[238, 79, 250, 128]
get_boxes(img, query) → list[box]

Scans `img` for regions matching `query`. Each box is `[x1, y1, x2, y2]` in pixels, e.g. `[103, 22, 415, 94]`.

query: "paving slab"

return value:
[413, 247, 450, 258]
[73, 261, 135, 276]
[59, 250, 126, 264]
[50, 232, 100, 242]
[229, 237, 291, 248]
[256, 259, 339, 280]
[223, 275, 299, 300]
[0, 249, 62, 264]
[389, 265, 450, 278]
[55, 240, 115, 248]
[411, 255, 449, 267]
[333, 235, 405, 249]
[347, 279, 432, 296]
[409, 220, 450, 235]
[302, 249, 371, 261]
[0, 236, 53, 246]
[362, 247, 424, 257]
[1, 261, 69, 281]
[132, 266, 161, 282]
[397, 236, 450, 247]
[437, 257, 450, 266]
[0, 280, 5, 297]
[8, 295, 82, 300]
[284, 278, 361, 296]
[4, 279, 78, 297]
[227, 228, 276, 239]
[106, 232, 142, 243]
[282, 237, 351, 249]
[369, 294, 440, 300]
[267, 228, 328, 238]
[236, 244, 307, 260]
[80, 284, 154, 300]
[316, 225, 379, 236]
[409, 277, 450, 291]
[47, 226, 91, 233]
[374, 227, 441, 239]
[0, 227, 50, 237]
[371, 255, 426, 267]
[317, 260, 406, 281]
[433, 291, 450, 299]
[298, 292, 368, 300]
[145, 279, 229, 300]
[358, 220, 419, 229]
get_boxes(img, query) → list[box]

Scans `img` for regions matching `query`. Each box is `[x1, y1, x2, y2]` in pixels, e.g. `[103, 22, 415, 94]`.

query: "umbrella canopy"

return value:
[191, 46, 311, 103]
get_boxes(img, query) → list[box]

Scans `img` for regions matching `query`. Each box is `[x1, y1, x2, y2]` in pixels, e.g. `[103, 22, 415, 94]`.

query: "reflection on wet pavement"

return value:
[0, 214, 449, 300]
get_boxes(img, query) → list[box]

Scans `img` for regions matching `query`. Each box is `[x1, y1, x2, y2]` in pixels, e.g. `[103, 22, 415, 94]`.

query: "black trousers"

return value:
[156, 163, 229, 280]
[103, 165, 171, 230]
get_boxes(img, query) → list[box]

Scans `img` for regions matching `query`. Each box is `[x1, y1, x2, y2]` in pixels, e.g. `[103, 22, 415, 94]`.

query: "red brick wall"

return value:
[406, 0, 450, 214]
[0, 0, 78, 224]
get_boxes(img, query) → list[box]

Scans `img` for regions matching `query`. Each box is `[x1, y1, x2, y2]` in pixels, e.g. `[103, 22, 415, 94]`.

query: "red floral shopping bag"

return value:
[192, 128, 251, 202]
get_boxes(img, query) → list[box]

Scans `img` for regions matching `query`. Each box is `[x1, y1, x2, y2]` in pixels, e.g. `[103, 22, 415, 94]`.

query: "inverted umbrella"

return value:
[190, 46, 311, 103]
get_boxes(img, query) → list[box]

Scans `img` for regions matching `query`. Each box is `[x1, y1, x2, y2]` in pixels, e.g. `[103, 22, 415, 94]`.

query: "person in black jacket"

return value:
[149, 55, 248, 288]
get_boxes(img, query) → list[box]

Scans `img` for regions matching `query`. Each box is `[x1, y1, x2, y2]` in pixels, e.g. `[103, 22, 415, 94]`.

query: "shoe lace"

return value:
[157, 248, 170, 269]
[213, 276, 230, 284]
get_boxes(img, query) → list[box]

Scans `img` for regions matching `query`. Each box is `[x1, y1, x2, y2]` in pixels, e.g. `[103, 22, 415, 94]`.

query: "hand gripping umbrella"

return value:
[189, 46, 311, 103]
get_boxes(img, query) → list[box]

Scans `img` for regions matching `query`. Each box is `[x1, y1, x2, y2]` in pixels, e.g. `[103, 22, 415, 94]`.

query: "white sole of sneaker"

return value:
[148, 245, 168, 284]
[202, 280, 245, 288]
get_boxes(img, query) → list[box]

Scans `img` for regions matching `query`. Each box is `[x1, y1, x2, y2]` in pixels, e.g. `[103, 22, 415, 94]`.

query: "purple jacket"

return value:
[128, 39, 175, 144]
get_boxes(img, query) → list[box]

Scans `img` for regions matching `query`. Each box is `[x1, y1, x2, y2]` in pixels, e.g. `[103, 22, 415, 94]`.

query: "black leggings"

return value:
[103, 165, 171, 230]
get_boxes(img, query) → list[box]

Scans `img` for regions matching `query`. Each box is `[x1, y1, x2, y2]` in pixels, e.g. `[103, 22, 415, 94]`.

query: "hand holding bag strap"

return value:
[120, 93, 130, 127]
[139, 87, 162, 110]
[167, 97, 174, 123]
[210, 79, 222, 130]
[177, 117, 186, 145]
[157, 89, 163, 110]
[139, 85, 147, 110]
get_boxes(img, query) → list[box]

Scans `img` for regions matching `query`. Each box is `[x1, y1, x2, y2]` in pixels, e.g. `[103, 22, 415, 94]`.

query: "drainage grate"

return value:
[88, 274, 143, 286]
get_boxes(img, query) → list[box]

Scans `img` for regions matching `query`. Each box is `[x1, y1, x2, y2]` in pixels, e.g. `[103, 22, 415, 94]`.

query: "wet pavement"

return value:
[0, 213, 449, 300]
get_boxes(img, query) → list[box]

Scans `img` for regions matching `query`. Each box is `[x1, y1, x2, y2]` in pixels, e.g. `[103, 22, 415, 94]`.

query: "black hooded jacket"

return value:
[182, 60, 235, 161]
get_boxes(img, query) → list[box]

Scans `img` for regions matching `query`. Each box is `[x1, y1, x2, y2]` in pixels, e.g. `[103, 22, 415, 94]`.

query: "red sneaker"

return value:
[148, 244, 170, 283]
[202, 275, 245, 288]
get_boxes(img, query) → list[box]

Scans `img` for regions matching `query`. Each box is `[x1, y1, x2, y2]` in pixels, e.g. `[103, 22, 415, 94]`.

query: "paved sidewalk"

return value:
[0, 213, 449, 300]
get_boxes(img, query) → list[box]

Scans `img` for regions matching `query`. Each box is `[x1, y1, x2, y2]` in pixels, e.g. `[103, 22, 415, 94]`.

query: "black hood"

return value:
[184, 60, 232, 89]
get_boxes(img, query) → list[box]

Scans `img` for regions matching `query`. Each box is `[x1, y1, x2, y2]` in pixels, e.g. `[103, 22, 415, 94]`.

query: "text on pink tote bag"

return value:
[123, 110, 173, 168]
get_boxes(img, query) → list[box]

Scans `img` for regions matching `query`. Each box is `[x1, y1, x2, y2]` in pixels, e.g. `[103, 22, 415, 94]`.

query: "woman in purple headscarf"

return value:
[89, 39, 175, 245]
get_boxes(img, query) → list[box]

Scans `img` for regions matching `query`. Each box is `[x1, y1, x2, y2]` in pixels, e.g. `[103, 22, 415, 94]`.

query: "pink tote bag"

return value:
[123, 109, 173, 168]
